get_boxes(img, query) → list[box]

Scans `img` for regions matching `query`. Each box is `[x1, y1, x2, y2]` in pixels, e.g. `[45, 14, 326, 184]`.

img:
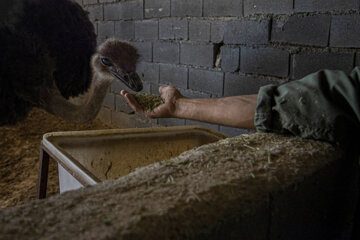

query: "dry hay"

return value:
[0, 132, 341, 239]
[0, 108, 112, 210]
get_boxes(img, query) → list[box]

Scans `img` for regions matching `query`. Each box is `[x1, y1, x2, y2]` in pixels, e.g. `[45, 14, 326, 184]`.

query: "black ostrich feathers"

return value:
[0, 0, 96, 125]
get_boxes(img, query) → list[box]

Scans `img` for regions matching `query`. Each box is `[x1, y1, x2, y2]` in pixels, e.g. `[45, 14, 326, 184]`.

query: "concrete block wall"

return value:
[79, 0, 360, 136]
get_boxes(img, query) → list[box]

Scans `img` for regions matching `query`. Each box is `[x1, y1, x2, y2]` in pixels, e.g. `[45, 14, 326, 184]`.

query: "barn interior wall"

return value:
[79, 0, 360, 136]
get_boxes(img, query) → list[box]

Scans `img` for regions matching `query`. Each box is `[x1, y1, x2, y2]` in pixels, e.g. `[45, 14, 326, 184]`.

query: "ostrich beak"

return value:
[109, 70, 143, 92]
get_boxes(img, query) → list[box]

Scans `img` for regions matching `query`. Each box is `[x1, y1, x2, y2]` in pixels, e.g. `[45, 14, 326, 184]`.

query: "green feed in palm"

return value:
[134, 93, 164, 111]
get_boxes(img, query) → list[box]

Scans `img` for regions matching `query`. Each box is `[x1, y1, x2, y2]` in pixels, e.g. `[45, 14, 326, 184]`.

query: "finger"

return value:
[120, 90, 128, 96]
[158, 86, 165, 95]
[122, 92, 144, 113]
[159, 85, 173, 98]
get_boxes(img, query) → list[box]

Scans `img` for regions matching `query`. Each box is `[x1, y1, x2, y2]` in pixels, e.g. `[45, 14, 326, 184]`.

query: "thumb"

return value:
[158, 86, 166, 95]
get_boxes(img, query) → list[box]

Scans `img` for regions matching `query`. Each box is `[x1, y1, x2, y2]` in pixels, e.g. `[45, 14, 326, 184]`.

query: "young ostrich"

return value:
[0, 0, 142, 125]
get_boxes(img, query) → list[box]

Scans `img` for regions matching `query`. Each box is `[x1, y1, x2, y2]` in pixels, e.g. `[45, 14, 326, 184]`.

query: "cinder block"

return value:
[189, 20, 211, 42]
[295, 0, 359, 12]
[171, 0, 202, 17]
[244, 0, 293, 15]
[153, 42, 179, 64]
[272, 15, 330, 47]
[204, 0, 242, 17]
[148, 84, 160, 96]
[145, 0, 170, 18]
[132, 41, 152, 62]
[99, 0, 115, 3]
[219, 126, 255, 137]
[104, 93, 115, 110]
[115, 21, 135, 40]
[330, 15, 360, 48]
[221, 47, 240, 72]
[136, 62, 160, 83]
[211, 21, 225, 43]
[189, 68, 224, 95]
[115, 95, 134, 114]
[135, 20, 158, 40]
[181, 89, 211, 99]
[86, 5, 103, 21]
[158, 118, 186, 127]
[97, 21, 114, 42]
[224, 19, 269, 44]
[180, 43, 215, 68]
[291, 52, 355, 79]
[141, 81, 151, 93]
[74, 0, 83, 6]
[83, 0, 96, 5]
[110, 79, 123, 94]
[185, 120, 220, 131]
[241, 47, 289, 78]
[104, 0, 143, 20]
[93, 22, 98, 36]
[159, 64, 188, 88]
[224, 73, 281, 96]
[159, 19, 188, 40]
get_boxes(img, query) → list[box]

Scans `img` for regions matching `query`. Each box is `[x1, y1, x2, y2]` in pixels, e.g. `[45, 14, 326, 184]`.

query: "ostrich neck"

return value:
[43, 72, 113, 124]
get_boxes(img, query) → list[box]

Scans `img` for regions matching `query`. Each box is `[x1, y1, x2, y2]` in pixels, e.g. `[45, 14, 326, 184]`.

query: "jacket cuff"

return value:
[254, 84, 277, 132]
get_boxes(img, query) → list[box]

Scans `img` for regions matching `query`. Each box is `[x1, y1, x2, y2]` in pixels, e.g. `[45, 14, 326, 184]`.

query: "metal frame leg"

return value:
[37, 145, 50, 199]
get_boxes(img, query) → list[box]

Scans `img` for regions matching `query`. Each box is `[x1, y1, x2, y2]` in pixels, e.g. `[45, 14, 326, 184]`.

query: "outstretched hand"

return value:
[122, 85, 257, 129]
[121, 86, 184, 118]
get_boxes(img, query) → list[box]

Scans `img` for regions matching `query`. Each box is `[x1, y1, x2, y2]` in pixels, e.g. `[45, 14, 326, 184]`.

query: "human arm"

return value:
[122, 67, 360, 149]
[121, 86, 258, 129]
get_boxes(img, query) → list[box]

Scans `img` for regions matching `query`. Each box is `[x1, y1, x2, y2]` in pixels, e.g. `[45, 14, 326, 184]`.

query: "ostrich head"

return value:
[37, 38, 144, 124]
[92, 38, 143, 92]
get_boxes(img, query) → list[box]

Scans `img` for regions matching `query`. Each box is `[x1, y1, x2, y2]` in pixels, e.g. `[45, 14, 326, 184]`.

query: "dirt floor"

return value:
[0, 108, 113, 210]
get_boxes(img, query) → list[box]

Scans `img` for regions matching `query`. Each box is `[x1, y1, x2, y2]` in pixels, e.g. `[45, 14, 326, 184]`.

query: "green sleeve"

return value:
[255, 67, 360, 149]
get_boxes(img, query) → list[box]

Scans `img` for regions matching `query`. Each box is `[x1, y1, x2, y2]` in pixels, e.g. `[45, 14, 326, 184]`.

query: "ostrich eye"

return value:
[101, 57, 112, 67]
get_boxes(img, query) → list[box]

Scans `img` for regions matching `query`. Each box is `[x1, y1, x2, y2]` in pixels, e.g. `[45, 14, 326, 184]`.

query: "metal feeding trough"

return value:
[37, 126, 228, 199]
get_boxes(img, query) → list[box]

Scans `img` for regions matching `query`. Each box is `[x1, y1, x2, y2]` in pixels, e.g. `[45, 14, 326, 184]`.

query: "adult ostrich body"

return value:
[0, 0, 142, 125]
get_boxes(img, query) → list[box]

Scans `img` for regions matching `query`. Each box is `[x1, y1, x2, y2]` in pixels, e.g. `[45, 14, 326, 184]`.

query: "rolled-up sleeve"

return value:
[255, 67, 360, 148]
